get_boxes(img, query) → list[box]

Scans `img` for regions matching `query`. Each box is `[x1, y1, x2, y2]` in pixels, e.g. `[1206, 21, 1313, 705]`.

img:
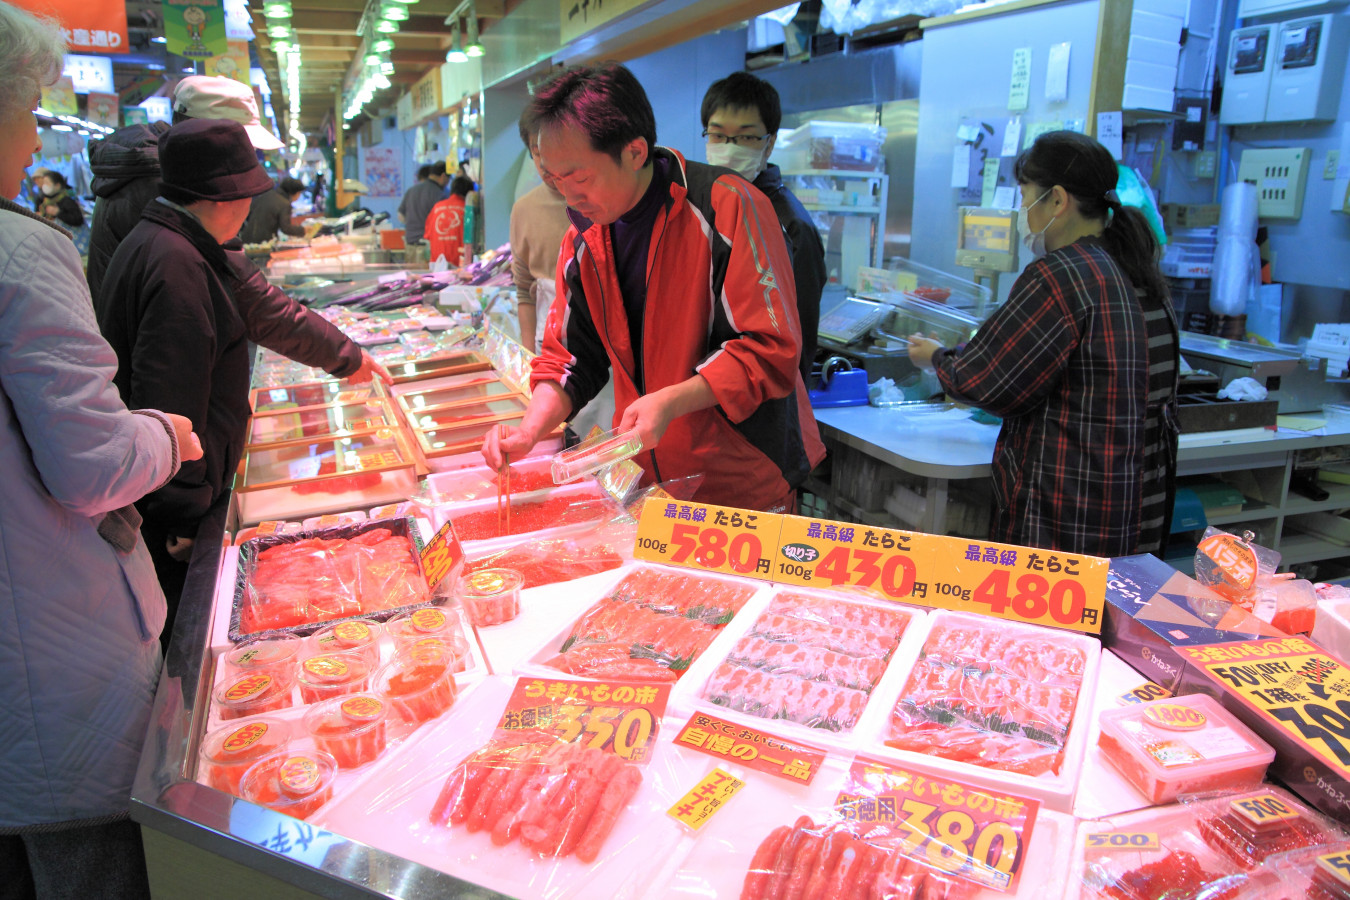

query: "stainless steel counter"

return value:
[129, 496, 511, 900]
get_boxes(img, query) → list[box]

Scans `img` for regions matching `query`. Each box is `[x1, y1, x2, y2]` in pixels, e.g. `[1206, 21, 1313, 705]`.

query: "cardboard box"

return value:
[1173, 635, 1350, 825]
[1163, 203, 1223, 230]
[1103, 554, 1286, 693]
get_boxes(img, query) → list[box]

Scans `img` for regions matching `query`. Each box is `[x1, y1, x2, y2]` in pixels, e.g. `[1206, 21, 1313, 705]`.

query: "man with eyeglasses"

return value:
[702, 72, 826, 386]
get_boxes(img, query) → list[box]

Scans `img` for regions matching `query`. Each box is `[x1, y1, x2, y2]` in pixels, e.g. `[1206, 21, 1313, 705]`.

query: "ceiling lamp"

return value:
[464, 9, 483, 57]
[445, 24, 467, 63]
[372, 36, 394, 53]
[375, 17, 399, 33]
[262, 0, 292, 19]
[272, 36, 293, 53]
[379, 2, 409, 22]
[365, 49, 381, 66]
[268, 22, 292, 39]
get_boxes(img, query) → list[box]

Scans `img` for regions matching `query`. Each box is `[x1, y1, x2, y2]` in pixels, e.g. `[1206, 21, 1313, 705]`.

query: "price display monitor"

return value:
[956, 206, 1019, 274]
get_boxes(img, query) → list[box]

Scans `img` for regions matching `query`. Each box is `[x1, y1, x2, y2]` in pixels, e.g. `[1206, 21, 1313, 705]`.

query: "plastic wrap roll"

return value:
[1210, 234, 1255, 316]
[1217, 181, 1259, 242]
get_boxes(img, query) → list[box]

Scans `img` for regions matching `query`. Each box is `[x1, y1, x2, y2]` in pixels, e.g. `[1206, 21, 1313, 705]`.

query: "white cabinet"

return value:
[781, 169, 889, 288]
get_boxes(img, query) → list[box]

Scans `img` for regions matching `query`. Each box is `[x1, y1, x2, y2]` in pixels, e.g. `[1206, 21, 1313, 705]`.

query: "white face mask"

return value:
[40, 183, 59, 197]
[1019, 188, 1053, 260]
[706, 141, 766, 182]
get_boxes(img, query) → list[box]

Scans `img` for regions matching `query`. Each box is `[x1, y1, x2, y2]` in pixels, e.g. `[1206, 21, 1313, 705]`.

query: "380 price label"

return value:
[633, 499, 783, 581]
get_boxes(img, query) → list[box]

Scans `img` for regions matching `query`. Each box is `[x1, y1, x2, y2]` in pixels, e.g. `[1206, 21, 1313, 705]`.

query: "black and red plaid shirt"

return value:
[935, 236, 1178, 558]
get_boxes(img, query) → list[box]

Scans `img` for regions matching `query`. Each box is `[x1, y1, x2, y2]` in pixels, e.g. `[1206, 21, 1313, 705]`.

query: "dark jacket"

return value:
[754, 164, 826, 384]
[240, 187, 304, 243]
[36, 190, 84, 229]
[88, 122, 170, 298]
[95, 201, 250, 537]
[86, 123, 361, 378]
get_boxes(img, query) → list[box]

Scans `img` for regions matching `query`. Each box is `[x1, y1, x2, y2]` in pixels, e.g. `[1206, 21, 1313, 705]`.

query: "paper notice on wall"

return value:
[1009, 48, 1031, 111]
[1332, 123, 1350, 213]
[1097, 111, 1124, 160]
[952, 144, 972, 188]
[1046, 42, 1071, 103]
[992, 185, 1016, 209]
[1002, 117, 1023, 157]
[981, 157, 1000, 206]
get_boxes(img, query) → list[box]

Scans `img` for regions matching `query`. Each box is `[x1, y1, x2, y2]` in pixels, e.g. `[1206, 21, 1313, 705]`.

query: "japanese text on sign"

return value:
[1180, 638, 1350, 779]
[635, 499, 783, 581]
[840, 757, 1040, 893]
[419, 520, 464, 587]
[668, 768, 745, 832]
[675, 712, 826, 785]
[505, 678, 670, 764]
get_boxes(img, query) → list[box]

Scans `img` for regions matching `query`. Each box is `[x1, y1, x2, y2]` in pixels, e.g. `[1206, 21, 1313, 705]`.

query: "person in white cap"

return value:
[172, 74, 284, 151]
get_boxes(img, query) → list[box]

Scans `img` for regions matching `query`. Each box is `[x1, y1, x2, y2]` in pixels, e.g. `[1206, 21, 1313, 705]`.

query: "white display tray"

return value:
[853, 609, 1102, 814]
[427, 479, 618, 555]
[669, 585, 931, 756]
[311, 675, 705, 900]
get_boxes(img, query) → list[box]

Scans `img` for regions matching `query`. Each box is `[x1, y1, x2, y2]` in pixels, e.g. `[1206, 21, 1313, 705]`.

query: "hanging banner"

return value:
[362, 147, 401, 199]
[163, 0, 228, 59]
[86, 92, 120, 129]
[223, 0, 254, 40]
[123, 107, 150, 126]
[41, 76, 79, 116]
[407, 68, 443, 126]
[206, 40, 252, 84]
[11, 0, 127, 54]
[559, 0, 644, 44]
[139, 97, 174, 124]
[63, 55, 114, 94]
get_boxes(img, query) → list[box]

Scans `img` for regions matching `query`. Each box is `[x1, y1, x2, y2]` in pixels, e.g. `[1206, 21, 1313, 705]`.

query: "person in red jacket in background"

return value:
[426, 175, 475, 265]
[482, 63, 823, 513]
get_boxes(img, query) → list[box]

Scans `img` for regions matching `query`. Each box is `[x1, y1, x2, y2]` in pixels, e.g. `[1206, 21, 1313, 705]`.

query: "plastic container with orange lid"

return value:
[1097, 693, 1274, 804]
[240, 749, 338, 820]
[223, 634, 304, 673]
[303, 694, 388, 768]
[374, 643, 458, 725]
[199, 717, 293, 795]
[214, 669, 295, 720]
[296, 650, 374, 705]
[309, 618, 383, 666]
[385, 606, 468, 670]
[456, 567, 523, 627]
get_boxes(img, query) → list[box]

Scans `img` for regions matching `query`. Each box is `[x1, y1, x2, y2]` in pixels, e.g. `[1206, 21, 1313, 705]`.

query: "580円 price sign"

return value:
[836, 757, 1041, 893]
[504, 678, 672, 763]
[634, 499, 784, 580]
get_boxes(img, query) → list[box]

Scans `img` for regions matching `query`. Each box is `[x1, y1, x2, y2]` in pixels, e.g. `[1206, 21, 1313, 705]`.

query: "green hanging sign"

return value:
[163, 0, 227, 59]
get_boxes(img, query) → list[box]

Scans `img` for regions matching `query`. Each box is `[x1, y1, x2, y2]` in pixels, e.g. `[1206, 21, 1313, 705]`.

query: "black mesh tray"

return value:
[229, 516, 432, 643]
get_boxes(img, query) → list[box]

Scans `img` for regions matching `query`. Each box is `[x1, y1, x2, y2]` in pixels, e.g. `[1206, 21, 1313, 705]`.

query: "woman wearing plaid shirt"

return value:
[910, 131, 1179, 559]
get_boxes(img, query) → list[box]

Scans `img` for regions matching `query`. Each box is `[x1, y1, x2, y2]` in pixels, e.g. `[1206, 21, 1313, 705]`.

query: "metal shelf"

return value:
[1279, 531, 1350, 567]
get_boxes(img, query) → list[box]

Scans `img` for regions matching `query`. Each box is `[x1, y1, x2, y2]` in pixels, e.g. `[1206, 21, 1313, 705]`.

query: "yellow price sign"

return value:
[1084, 832, 1161, 852]
[634, 499, 782, 581]
[1118, 682, 1172, 706]
[419, 520, 464, 587]
[926, 535, 1108, 633]
[1316, 850, 1350, 888]
[667, 767, 745, 832]
[772, 515, 932, 603]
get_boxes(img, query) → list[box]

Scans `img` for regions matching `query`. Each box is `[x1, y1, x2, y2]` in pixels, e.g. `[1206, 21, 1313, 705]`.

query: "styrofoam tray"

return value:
[515, 563, 771, 690]
[428, 481, 624, 556]
[310, 675, 704, 900]
[853, 610, 1102, 814]
[653, 744, 1075, 900]
[668, 585, 931, 755]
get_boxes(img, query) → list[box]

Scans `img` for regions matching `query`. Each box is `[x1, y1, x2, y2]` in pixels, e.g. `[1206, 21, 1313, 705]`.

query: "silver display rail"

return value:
[129, 498, 512, 899]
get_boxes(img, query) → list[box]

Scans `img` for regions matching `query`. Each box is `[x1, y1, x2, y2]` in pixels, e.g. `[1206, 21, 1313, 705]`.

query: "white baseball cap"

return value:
[341, 178, 370, 194]
[173, 75, 284, 151]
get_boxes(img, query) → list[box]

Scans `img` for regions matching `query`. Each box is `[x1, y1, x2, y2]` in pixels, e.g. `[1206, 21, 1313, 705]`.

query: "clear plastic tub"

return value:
[223, 634, 304, 674]
[213, 668, 295, 720]
[303, 694, 389, 769]
[374, 643, 459, 725]
[199, 717, 293, 795]
[550, 428, 643, 484]
[296, 650, 375, 705]
[240, 749, 338, 820]
[1182, 784, 1348, 869]
[1097, 694, 1274, 804]
[385, 607, 471, 670]
[309, 618, 383, 666]
[456, 567, 523, 627]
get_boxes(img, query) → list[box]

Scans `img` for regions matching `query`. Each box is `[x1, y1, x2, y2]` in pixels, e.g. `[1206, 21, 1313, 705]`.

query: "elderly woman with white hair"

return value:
[0, 5, 203, 897]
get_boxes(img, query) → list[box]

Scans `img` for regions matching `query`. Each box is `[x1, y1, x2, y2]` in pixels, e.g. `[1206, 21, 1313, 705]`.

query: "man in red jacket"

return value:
[483, 64, 823, 512]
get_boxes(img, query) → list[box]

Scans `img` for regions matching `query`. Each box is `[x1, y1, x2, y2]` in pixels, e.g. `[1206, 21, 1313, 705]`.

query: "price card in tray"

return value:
[504, 677, 671, 764]
[634, 499, 783, 581]
[840, 756, 1041, 893]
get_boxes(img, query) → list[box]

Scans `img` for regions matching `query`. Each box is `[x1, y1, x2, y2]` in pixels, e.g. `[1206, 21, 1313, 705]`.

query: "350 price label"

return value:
[634, 499, 782, 581]
[509, 679, 671, 765]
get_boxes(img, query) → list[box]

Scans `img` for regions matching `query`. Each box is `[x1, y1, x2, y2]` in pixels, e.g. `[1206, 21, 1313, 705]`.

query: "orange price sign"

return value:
[419, 521, 464, 588]
[927, 535, 1108, 634]
[505, 678, 671, 764]
[772, 515, 931, 602]
[634, 499, 782, 581]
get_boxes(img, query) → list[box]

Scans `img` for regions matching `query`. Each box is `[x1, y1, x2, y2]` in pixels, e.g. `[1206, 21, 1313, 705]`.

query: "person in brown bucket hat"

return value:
[94, 118, 275, 646]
